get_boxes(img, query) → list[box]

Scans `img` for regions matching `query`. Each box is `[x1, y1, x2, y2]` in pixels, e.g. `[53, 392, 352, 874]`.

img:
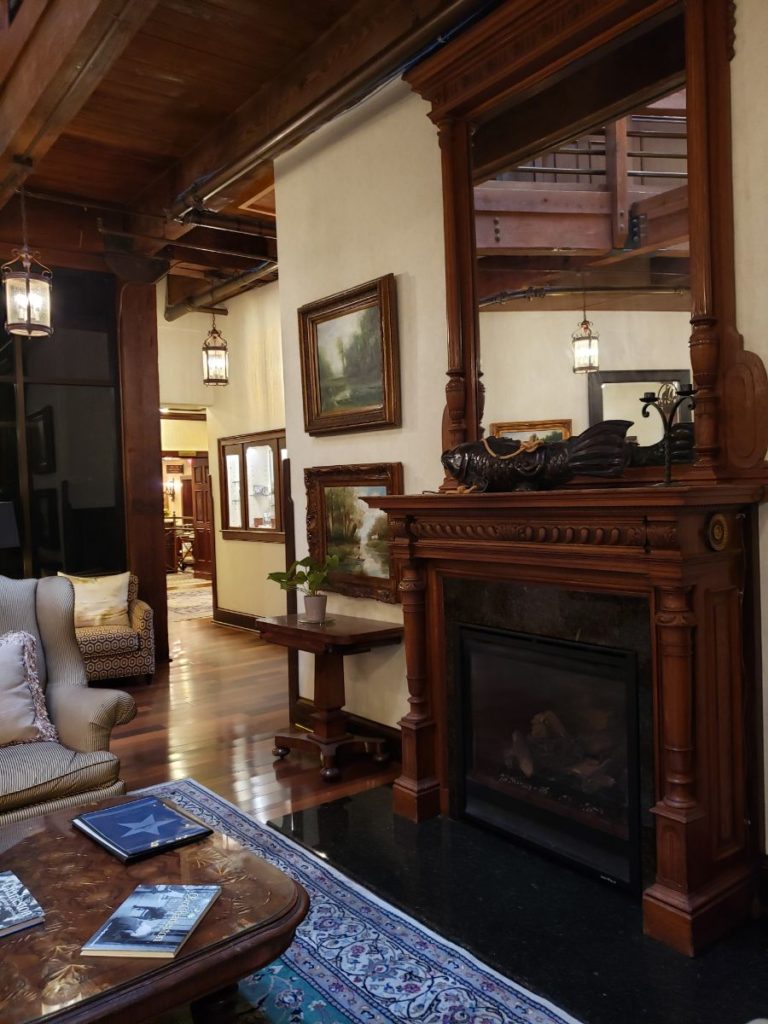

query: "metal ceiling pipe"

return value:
[163, 262, 276, 321]
[98, 222, 274, 262]
[479, 284, 690, 307]
[179, 211, 277, 240]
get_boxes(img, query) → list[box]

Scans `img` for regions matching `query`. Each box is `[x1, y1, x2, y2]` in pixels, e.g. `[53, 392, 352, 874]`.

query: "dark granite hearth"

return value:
[269, 786, 768, 1024]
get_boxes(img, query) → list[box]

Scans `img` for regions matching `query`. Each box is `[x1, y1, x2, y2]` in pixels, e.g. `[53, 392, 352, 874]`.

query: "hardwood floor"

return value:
[110, 617, 398, 822]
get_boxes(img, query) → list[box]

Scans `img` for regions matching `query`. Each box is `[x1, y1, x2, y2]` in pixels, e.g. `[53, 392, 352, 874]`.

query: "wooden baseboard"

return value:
[292, 696, 402, 759]
[212, 606, 259, 630]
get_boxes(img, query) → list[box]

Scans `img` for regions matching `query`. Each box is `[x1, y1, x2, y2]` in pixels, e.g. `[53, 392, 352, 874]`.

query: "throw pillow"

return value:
[0, 631, 58, 746]
[58, 571, 131, 628]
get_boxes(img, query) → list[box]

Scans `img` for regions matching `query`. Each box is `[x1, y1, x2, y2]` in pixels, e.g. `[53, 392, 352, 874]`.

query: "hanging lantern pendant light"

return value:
[571, 282, 599, 373]
[202, 313, 229, 385]
[2, 190, 53, 338]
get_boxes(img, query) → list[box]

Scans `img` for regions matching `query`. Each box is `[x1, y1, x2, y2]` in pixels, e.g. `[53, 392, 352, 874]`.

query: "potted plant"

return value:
[267, 554, 339, 623]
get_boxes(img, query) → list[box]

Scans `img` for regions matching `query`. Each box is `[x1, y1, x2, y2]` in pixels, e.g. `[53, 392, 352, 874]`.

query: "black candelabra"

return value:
[640, 383, 697, 485]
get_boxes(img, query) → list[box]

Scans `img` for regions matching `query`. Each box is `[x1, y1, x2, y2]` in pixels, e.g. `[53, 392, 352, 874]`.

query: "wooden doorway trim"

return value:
[191, 456, 213, 580]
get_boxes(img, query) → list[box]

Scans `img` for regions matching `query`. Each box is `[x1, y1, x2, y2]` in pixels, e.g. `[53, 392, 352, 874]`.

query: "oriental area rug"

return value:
[142, 779, 582, 1024]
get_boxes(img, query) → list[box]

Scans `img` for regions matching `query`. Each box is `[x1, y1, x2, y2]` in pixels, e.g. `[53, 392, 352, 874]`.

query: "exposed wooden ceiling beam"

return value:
[130, 0, 495, 247]
[0, 0, 160, 209]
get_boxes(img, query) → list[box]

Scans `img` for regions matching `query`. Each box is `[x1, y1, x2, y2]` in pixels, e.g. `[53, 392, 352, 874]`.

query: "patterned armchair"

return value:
[0, 575, 136, 825]
[76, 574, 155, 684]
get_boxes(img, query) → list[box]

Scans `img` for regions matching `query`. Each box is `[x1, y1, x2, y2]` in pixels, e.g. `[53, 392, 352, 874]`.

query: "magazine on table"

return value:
[0, 870, 44, 938]
[81, 883, 221, 958]
[71, 795, 212, 862]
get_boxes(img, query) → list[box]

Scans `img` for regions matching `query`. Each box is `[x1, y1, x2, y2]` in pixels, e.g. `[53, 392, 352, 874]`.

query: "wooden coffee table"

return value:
[0, 797, 309, 1023]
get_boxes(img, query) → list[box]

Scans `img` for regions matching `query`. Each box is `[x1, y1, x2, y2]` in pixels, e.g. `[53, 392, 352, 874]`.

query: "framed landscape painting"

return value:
[298, 275, 400, 435]
[489, 419, 572, 443]
[305, 463, 403, 603]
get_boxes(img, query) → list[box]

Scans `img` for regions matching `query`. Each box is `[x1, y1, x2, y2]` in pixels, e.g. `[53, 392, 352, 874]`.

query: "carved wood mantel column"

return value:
[436, 117, 479, 476]
[393, 556, 441, 821]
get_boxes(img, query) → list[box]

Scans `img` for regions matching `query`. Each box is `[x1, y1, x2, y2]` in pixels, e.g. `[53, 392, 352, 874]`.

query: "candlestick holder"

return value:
[640, 384, 697, 485]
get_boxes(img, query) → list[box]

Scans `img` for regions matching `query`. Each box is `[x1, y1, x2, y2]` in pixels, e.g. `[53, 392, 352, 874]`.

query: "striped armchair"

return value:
[75, 574, 155, 684]
[0, 575, 136, 825]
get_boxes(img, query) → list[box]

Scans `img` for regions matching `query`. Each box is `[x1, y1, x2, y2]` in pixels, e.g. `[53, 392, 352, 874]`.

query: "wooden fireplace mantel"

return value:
[367, 481, 764, 955]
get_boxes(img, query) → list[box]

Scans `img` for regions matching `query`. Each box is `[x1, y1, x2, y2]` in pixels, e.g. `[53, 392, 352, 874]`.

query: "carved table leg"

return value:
[273, 651, 387, 780]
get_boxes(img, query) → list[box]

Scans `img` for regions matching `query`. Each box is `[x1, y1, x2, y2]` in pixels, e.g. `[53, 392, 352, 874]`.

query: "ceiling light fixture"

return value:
[571, 281, 599, 373]
[201, 313, 229, 386]
[2, 190, 52, 338]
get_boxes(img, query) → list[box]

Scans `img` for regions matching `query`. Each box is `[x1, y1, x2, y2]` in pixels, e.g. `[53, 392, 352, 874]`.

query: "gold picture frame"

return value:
[298, 275, 400, 436]
[489, 419, 572, 443]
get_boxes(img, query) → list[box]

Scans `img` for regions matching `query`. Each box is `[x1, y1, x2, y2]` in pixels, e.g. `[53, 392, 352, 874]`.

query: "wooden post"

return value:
[118, 282, 168, 663]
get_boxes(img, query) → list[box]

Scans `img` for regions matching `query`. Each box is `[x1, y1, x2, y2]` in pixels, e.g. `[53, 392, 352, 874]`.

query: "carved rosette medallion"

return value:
[706, 512, 730, 552]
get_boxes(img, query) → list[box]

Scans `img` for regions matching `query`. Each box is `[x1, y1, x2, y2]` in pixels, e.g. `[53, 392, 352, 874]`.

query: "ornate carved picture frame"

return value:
[298, 274, 401, 435]
[305, 462, 404, 602]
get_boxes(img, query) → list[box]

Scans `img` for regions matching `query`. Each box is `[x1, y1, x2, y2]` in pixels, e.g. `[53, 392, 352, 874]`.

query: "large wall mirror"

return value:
[476, 86, 691, 447]
[407, 0, 768, 477]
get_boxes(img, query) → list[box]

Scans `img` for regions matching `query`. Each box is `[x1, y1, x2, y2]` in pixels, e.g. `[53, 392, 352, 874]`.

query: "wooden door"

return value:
[191, 457, 212, 580]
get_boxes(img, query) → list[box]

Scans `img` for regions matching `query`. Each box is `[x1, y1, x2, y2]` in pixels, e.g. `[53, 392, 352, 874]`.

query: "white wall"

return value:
[480, 310, 691, 436]
[157, 281, 287, 618]
[731, 0, 768, 838]
[275, 80, 447, 724]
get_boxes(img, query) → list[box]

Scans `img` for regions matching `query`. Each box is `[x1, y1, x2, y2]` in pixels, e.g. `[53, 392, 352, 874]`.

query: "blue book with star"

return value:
[71, 797, 212, 862]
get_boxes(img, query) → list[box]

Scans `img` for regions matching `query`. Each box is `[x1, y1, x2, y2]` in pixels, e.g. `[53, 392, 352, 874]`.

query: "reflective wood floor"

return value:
[110, 617, 398, 822]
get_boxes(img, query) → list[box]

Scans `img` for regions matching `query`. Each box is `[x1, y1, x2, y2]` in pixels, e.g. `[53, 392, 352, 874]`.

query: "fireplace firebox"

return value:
[458, 625, 640, 887]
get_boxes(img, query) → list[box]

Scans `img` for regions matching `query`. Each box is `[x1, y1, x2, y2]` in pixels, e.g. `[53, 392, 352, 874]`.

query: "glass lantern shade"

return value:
[3, 254, 53, 337]
[571, 318, 599, 373]
[202, 327, 229, 386]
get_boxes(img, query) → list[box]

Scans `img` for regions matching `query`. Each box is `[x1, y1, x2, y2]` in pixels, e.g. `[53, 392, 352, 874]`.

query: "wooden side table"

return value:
[255, 613, 403, 781]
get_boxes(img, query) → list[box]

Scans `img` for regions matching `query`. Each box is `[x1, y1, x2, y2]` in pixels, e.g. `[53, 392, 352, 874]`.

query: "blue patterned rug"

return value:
[143, 779, 582, 1024]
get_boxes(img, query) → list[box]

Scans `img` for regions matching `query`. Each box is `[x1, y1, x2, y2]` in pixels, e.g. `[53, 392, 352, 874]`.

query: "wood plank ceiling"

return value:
[0, 0, 690, 315]
[0, 0, 495, 311]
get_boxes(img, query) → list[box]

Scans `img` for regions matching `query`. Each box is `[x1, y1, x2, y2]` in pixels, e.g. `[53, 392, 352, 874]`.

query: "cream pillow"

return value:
[58, 571, 131, 628]
[0, 631, 58, 746]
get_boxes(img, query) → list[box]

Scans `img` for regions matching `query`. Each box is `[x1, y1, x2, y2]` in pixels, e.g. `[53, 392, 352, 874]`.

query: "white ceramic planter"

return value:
[302, 594, 327, 623]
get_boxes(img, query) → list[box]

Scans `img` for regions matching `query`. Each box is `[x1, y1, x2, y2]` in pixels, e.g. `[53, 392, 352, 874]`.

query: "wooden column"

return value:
[118, 282, 168, 663]
[437, 118, 479, 471]
[644, 579, 756, 954]
[393, 559, 440, 820]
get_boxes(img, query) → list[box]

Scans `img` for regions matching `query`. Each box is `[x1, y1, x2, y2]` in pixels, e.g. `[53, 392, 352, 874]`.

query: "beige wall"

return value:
[157, 281, 287, 618]
[481, 310, 691, 436]
[731, 0, 768, 837]
[160, 418, 207, 452]
[275, 80, 447, 724]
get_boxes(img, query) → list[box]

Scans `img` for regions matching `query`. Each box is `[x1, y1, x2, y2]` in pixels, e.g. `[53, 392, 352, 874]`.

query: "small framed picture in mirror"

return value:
[490, 419, 572, 443]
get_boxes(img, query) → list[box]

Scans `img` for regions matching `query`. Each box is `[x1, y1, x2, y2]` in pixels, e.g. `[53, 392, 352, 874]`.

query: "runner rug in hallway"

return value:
[166, 583, 213, 622]
[143, 779, 582, 1024]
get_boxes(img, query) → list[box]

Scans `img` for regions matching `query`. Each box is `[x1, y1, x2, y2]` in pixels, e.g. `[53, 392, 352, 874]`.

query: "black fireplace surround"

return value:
[444, 578, 654, 890]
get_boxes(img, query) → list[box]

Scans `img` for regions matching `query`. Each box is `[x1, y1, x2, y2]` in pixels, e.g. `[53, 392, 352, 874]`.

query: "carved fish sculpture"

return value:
[441, 420, 633, 492]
